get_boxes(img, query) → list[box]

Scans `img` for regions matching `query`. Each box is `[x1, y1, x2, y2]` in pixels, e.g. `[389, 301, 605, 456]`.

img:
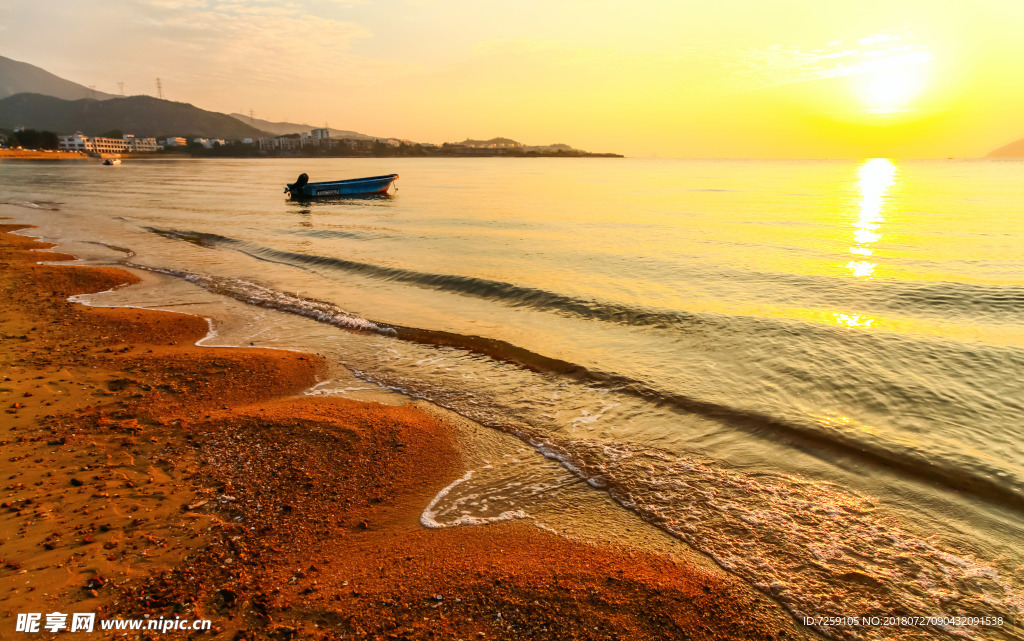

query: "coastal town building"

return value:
[259, 135, 302, 151]
[122, 134, 159, 152]
[192, 138, 225, 149]
[26, 126, 583, 158]
[57, 134, 87, 152]
[58, 133, 128, 154]
[58, 133, 161, 154]
[340, 138, 375, 152]
[254, 130, 405, 153]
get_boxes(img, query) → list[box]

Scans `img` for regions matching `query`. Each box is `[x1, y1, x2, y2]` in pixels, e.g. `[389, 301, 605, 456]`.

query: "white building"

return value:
[164, 137, 187, 147]
[58, 133, 89, 152]
[311, 128, 330, 145]
[122, 134, 159, 152]
[58, 133, 128, 154]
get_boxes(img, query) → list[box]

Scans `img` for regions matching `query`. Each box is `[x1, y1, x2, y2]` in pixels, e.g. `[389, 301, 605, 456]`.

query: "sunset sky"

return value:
[3, 0, 1024, 157]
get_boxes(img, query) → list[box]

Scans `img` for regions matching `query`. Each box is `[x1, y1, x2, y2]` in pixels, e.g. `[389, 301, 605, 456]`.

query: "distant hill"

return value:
[0, 55, 611, 153]
[0, 55, 116, 101]
[229, 113, 377, 140]
[458, 137, 523, 148]
[454, 138, 577, 152]
[0, 93, 268, 139]
[987, 137, 1024, 157]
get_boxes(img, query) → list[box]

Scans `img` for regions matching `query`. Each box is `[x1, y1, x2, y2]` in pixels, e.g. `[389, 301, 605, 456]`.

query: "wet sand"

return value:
[0, 221, 813, 640]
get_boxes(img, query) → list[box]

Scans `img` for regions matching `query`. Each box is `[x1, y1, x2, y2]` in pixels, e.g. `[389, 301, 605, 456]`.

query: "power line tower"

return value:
[249, 108, 256, 124]
[155, 78, 163, 100]
[117, 82, 125, 95]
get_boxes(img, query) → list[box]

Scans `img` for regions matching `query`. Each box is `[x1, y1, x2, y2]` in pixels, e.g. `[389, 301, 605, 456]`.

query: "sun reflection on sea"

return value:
[833, 158, 896, 329]
[832, 312, 874, 328]
[846, 157, 895, 280]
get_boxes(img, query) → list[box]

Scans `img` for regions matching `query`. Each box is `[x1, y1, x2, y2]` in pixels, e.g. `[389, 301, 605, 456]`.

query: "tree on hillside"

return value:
[9, 129, 59, 150]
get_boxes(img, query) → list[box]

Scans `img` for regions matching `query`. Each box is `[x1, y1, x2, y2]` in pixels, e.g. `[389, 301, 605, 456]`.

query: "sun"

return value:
[792, 32, 935, 118]
[853, 64, 930, 114]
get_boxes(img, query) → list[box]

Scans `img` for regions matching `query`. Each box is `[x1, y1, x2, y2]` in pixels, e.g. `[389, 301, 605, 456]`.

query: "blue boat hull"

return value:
[285, 174, 398, 199]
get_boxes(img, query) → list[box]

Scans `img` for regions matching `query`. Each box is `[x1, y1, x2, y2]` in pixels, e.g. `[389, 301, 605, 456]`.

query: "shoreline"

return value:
[0, 221, 811, 640]
[0, 150, 90, 160]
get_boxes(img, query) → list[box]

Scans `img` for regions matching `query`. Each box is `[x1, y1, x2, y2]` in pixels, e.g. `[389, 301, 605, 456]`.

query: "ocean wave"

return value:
[144, 226, 708, 328]
[145, 228, 1024, 330]
[283, 228, 393, 242]
[0, 198, 62, 211]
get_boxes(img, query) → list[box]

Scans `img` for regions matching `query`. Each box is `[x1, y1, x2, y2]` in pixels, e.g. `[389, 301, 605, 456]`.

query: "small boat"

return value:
[284, 173, 398, 199]
[103, 158, 121, 165]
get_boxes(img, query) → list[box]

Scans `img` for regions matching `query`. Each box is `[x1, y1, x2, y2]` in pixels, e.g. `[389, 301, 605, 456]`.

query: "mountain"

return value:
[987, 137, 1024, 157]
[0, 93, 267, 139]
[229, 113, 377, 140]
[0, 55, 116, 101]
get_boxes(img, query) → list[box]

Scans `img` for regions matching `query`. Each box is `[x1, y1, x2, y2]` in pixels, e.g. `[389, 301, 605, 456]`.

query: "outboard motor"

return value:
[285, 172, 309, 196]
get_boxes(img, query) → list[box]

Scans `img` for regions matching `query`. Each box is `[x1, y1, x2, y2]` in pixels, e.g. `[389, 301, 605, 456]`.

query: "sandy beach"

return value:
[0, 220, 812, 639]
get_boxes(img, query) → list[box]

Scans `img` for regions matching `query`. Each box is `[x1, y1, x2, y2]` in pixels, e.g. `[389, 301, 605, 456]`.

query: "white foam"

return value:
[421, 471, 475, 528]
[421, 471, 530, 529]
[302, 379, 377, 397]
[126, 263, 391, 337]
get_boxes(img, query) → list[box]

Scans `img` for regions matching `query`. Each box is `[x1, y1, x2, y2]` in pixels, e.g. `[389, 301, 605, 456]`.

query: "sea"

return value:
[1, 157, 1022, 640]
